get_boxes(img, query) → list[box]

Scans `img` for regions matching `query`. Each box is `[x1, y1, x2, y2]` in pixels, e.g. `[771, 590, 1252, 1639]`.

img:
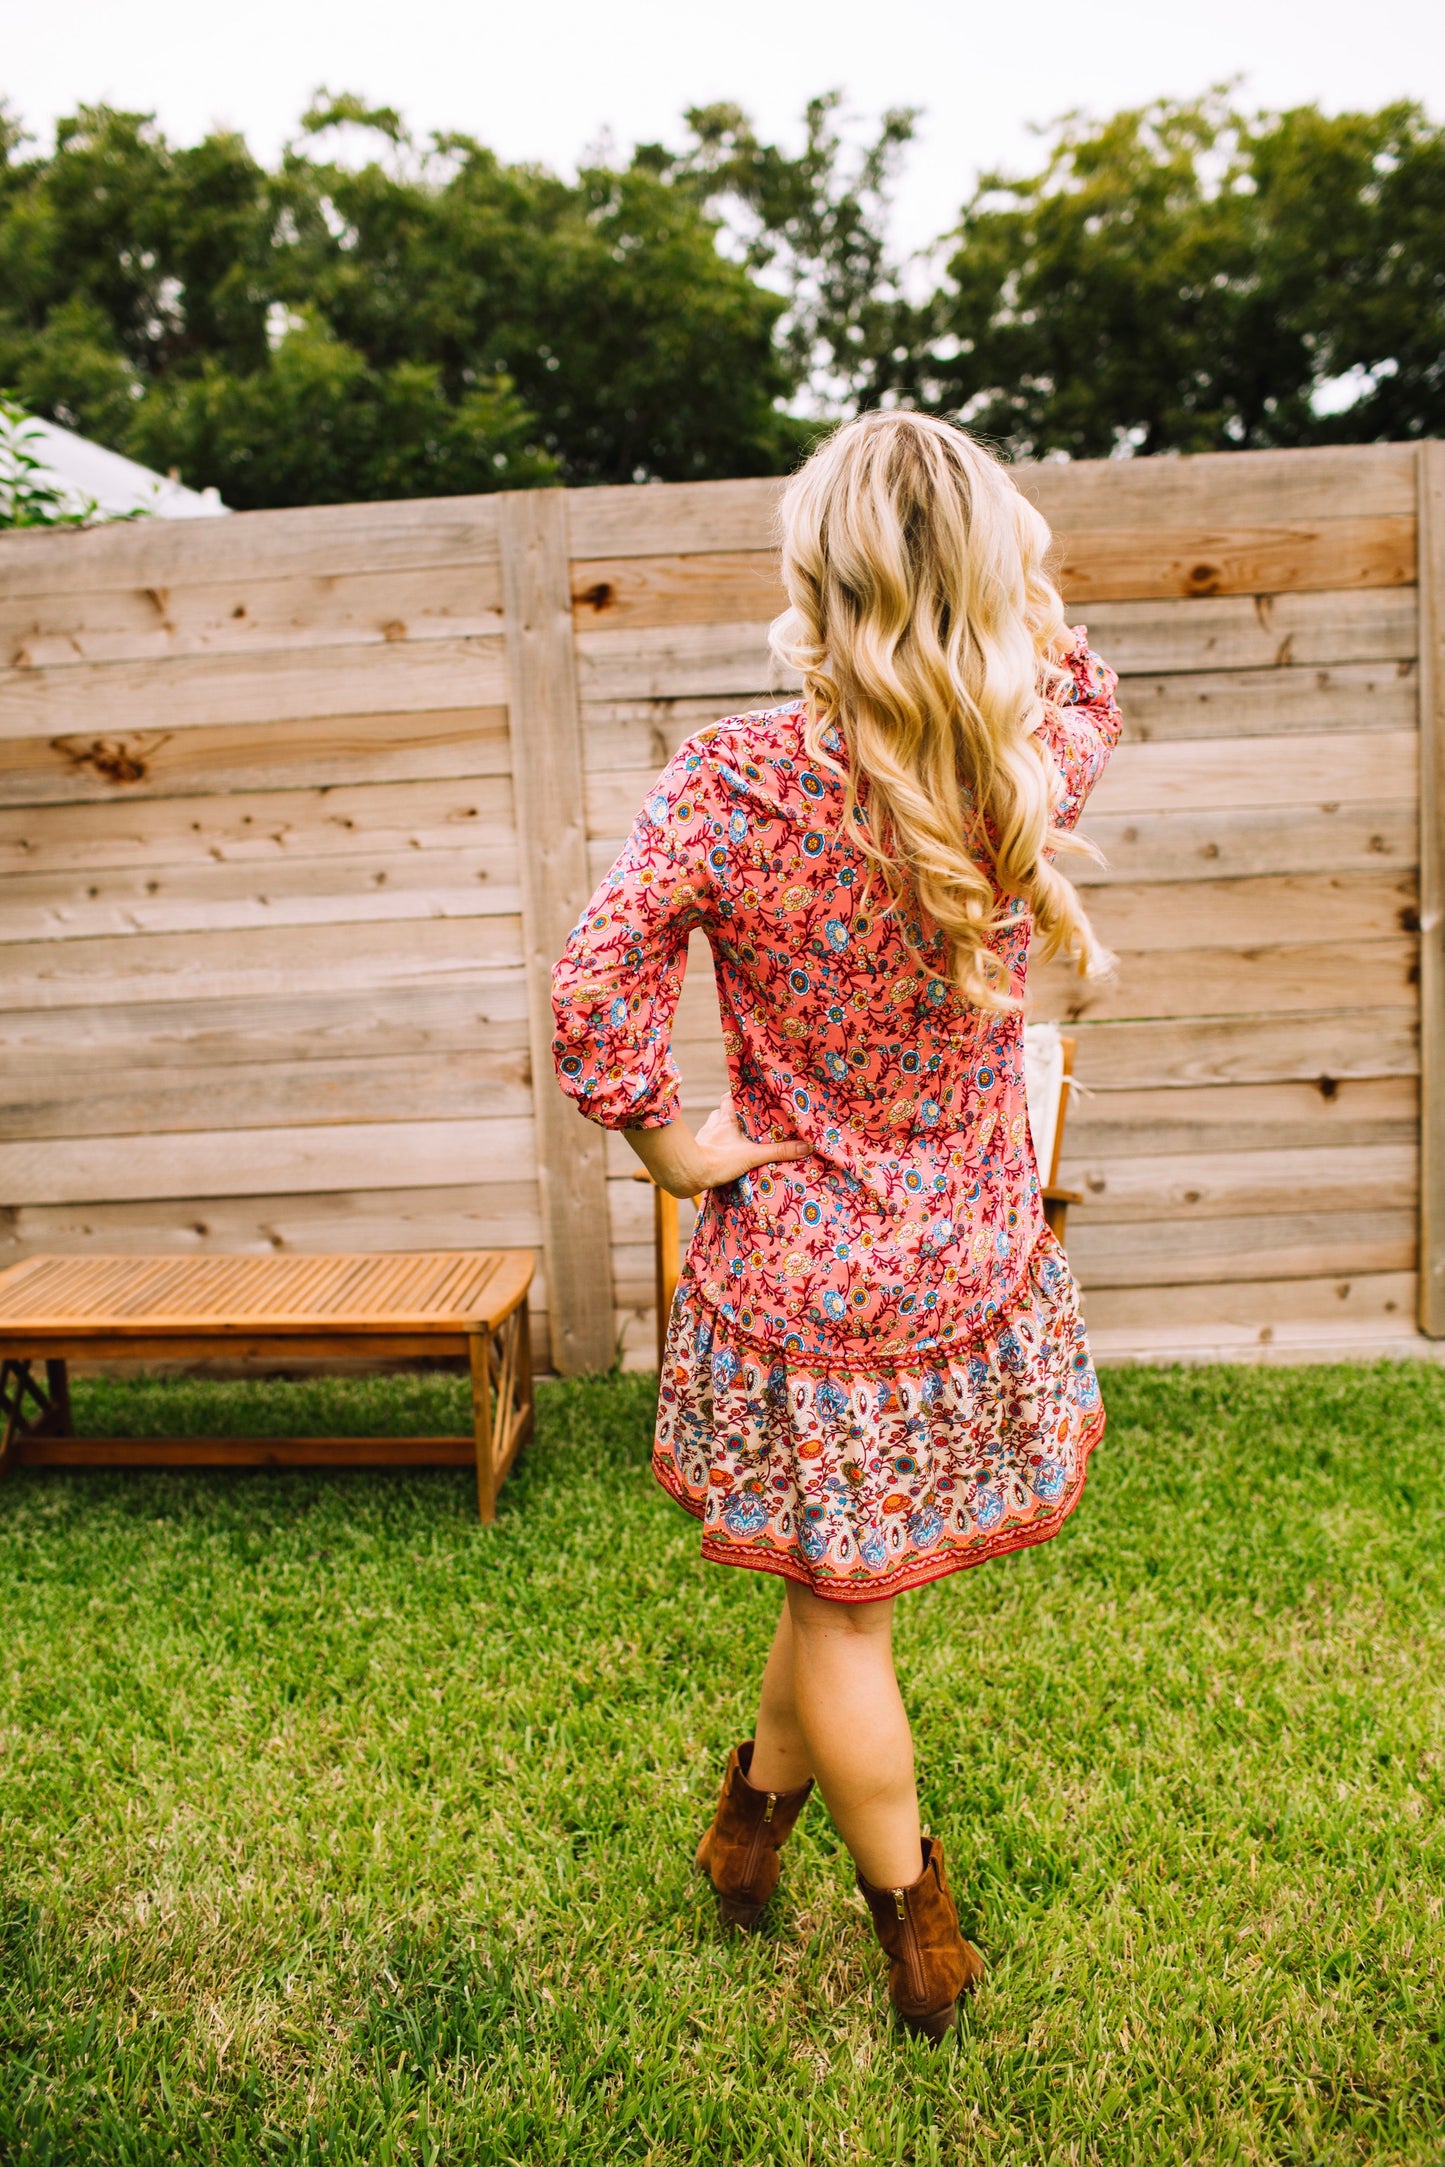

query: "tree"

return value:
[914, 92, 1445, 458]
[651, 92, 920, 417]
[2, 89, 1438, 504]
[0, 96, 799, 504]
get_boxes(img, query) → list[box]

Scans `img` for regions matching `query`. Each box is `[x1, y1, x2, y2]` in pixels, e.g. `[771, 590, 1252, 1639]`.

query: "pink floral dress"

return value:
[552, 631, 1122, 1601]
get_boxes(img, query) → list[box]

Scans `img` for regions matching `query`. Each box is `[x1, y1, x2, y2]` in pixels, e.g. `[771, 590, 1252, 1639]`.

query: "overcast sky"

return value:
[4, 0, 1442, 256]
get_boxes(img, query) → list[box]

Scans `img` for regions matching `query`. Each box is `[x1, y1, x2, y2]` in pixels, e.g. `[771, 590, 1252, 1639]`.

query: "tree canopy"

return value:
[0, 87, 1438, 506]
[914, 93, 1445, 458]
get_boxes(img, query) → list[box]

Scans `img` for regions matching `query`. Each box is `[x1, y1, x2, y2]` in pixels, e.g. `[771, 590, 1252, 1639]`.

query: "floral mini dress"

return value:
[552, 632, 1123, 1601]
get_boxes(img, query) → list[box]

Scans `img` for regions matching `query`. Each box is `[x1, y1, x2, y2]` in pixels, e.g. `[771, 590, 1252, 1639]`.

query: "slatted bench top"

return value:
[0, 1251, 533, 1339]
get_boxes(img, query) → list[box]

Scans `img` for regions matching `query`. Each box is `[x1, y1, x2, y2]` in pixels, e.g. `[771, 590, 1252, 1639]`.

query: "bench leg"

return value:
[467, 1303, 535, 1524]
[1, 1357, 73, 1474]
[468, 1328, 497, 1524]
[513, 1302, 535, 1455]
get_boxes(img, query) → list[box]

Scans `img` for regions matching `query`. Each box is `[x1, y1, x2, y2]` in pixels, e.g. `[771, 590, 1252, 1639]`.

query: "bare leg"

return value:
[750, 1580, 923, 1889]
[749, 1598, 814, 1791]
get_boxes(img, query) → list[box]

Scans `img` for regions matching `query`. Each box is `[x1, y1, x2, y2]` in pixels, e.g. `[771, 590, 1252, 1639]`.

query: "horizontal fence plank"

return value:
[3, 916, 524, 1012]
[1079, 869, 1416, 953]
[0, 1042, 533, 1141]
[1033, 938, 1417, 1024]
[1, 845, 524, 943]
[0, 772, 516, 877]
[578, 661, 1418, 770]
[609, 1242, 658, 1304]
[584, 796, 1420, 901]
[567, 523, 1415, 636]
[2, 565, 505, 672]
[575, 620, 797, 703]
[1063, 1076, 1418, 1158]
[1021, 443, 1420, 528]
[1082, 1269, 1419, 1342]
[1, 1182, 544, 1263]
[1084, 1330, 1437, 1364]
[1080, 586, 1417, 674]
[1, 982, 531, 1069]
[583, 731, 1416, 842]
[1076, 800, 1418, 886]
[1067, 1141, 1417, 1224]
[1119, 659, 1418, 740]
[0, 493, 505, 597]
[1056, 517, 1414, 602]
[0, 636, 506, 743]
[562, 448, 1419, 562]
[566, 478, 785, 560]
[1069, 1207, 1415, 1285]
[574, 869, 1419, 960]
[0, 1116, 536, 1207]
[1088, 729, 1417, 816]
[658, 1016, 1421, 1130]
[0, 705, 512, 810]
[1067, 1007, 1418, 1089]
[580, 695, 780, 780]
[571, 551, 781, 634]
[573, 590, 1418, 704]
[664, 1003, 1418, 1107]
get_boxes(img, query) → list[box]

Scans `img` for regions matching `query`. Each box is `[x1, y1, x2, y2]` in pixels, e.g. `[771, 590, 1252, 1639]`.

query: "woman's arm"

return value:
[552, 738, 812, 1184]
[626, 1092, 811, 1199]
[551, 744, 713, 1132]
[1038, 625, 1123, 833]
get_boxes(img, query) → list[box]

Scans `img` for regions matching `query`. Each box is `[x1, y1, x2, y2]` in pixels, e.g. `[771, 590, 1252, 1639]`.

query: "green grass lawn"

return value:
[0, 1361, 1440, 2167]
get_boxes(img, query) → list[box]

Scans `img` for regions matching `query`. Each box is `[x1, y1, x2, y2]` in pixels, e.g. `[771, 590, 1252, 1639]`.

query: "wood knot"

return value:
[1184, 563, 1221, 595]
[577, 580, 615, 613]
[51, 732, 171, 785]
[1317, 1074, 1339, 1099]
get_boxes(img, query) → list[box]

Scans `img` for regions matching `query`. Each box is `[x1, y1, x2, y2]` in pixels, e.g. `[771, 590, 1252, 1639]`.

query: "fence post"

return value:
[500, 490, 616, 1374]
[1418, 441, 1445, 1337]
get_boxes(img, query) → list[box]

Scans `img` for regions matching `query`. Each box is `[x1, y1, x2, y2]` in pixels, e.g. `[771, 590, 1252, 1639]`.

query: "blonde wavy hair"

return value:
[769, 410, 1112, 1011]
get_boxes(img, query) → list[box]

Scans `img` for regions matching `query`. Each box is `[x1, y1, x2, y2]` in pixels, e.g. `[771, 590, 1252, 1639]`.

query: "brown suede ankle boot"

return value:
[694, 1741, 814, 1929]
[857, 1836, 986, 2041]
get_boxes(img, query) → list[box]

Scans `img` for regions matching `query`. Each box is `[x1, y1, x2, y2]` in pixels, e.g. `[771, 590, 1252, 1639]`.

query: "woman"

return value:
[552, 411, 1122, 2040]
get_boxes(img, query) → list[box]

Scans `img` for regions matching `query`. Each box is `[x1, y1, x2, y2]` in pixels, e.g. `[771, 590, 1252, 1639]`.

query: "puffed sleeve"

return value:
[1038, 627, 1123, 833]
[551, 737, 721, 1129]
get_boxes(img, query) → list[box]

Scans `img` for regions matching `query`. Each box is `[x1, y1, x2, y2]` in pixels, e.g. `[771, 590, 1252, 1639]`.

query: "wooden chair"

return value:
[0, 1250, 534, 1523]
[638, 1030, 1081, 1372]
[1026, 1024, 1085, 1238]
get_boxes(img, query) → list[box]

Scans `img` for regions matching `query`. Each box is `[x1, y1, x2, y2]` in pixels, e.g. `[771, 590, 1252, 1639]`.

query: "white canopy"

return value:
[16, 415, 228, 521]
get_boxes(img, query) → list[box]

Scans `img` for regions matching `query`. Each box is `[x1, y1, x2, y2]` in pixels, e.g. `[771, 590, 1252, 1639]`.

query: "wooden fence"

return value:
[2, 443, 1441, 1374]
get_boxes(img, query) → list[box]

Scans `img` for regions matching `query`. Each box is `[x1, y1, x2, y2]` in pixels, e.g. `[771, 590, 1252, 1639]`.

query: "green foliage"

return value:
[919, 91, 1445, 457]
[0, 87, 1439, 506]
[0, 389, 98, 526]
[0, 1360, 1440, 2163]
[0, 99, 798, 505]
[654, 91, 920, 416]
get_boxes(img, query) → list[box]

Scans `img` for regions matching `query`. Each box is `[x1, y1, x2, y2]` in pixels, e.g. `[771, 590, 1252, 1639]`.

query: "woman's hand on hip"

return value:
[625, 1092, 812, 1198]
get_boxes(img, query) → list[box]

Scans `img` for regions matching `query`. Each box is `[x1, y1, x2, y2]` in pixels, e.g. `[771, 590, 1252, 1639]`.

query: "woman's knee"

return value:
[786, 1580, 894, 1640]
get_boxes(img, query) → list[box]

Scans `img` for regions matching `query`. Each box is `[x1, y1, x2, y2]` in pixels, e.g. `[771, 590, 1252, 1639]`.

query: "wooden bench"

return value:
[639, 1029, 1083, 1372]
[0, 1250, 534, 1523]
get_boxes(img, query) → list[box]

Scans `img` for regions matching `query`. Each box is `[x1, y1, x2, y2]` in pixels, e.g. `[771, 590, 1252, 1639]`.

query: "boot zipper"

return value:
[739, 1791, 778, 1892]
[892, 1888, 927, 2003]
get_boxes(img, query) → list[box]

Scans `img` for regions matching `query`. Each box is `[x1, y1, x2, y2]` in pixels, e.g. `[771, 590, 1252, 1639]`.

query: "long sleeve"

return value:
[551, 738, 720, 1130]
[1039, 626, 1123, 833]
